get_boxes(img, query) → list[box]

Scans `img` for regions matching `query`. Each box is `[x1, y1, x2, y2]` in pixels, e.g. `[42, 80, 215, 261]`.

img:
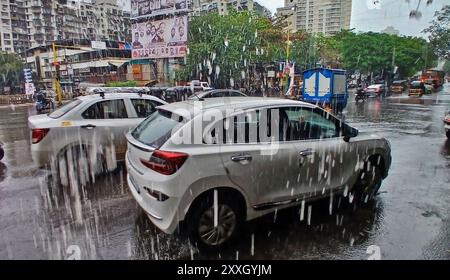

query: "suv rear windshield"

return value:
[132, 109, 184, 148]
[48, 99, 82, 119]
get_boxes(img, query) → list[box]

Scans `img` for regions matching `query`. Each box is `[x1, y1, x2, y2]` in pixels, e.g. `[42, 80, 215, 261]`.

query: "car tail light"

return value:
[32, 128, 50, 144]
[140, 150, 189, 175]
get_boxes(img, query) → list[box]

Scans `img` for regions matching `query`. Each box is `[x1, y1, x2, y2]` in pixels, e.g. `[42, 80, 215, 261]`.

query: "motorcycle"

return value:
[355, 88, 367, 102]
[35, 91, 55, 114]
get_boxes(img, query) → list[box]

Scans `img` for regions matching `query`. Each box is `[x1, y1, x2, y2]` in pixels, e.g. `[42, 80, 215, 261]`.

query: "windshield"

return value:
[48, 99, 82, 119]
[132, 110, 185, 148]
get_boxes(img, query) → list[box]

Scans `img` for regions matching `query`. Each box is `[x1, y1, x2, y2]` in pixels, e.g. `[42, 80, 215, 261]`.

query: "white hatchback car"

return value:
[126, 97, 392, 249]
[29, 92, 167, 185]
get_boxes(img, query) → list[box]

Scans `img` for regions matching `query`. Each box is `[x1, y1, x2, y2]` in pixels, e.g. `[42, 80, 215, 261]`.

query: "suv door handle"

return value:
[81, 124, 96, 130]
[231, 154, 253, 162]
[299, 149, 315, 157]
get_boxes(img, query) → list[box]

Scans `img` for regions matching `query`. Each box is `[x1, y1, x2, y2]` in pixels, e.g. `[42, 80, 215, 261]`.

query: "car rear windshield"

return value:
[132, 109, 185, 148]
[410, 82, 422, 89]
[48, 99, 82, 119]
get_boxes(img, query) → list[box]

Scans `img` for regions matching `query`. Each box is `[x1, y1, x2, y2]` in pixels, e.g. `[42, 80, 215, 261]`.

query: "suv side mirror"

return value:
[342, 123, 359, 142]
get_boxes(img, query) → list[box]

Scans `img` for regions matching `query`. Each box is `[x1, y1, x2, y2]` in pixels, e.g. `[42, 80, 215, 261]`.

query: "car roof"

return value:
[188, 89, 245, 99]
[158, 97, 316, 118]
[77, 93, 167, 103]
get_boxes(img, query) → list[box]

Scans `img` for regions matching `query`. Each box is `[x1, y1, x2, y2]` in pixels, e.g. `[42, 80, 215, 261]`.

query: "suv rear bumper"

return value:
[126, 155, 181, 234]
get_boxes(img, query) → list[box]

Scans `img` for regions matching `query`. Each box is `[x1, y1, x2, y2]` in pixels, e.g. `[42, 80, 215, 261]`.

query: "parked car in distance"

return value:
[408, 81, 429, 97]
[444, 110, 450, 139]
[424, 84, 433, 95]
[188, 89, 247, 100]
[28, 92, 167, 186]
[189, 80, 213, 91]
[365, 84, 387, 97]
[126, 97, 392, 250]
[390, 80, 408, 94]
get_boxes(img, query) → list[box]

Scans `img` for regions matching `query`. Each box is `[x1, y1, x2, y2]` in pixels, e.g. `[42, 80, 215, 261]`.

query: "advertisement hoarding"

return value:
[132, 15, 188, 59]
[131, 0, 188, 18]
[91, 41, 107, 50]
[25, 83, 35, 96]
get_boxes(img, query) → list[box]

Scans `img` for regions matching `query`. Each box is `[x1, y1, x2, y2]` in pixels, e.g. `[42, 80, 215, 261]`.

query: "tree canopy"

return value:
[176, 10, 313, 88]
[423, 5, 450, 59]
[177, 11, 436, 86]
[0, 52, 24, 90]
[339, 31, 436, 78]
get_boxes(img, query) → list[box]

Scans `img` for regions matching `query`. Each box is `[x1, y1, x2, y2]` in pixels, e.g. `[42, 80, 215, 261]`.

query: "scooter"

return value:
[35, 95, 55, 114]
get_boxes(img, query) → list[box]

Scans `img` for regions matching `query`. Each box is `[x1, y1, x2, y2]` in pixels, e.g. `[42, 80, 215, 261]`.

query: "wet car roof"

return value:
[158, 97, 315, 116]
[77, 93, 163, 102]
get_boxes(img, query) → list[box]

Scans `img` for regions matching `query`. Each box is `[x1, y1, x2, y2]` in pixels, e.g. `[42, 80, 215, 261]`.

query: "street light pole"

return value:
[52, 42, 63, 106]
[284, 5, 297, 96]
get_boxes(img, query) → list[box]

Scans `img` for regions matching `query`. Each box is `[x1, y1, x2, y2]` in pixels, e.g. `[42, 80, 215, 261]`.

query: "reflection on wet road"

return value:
[0, 85, 449, 260]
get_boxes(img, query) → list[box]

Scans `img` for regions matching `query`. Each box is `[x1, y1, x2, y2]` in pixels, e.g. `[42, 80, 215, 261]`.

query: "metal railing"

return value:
[0, 94, 34, 105]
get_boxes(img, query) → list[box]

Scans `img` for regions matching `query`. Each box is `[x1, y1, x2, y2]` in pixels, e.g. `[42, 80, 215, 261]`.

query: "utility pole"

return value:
[52, 42, 63, 106]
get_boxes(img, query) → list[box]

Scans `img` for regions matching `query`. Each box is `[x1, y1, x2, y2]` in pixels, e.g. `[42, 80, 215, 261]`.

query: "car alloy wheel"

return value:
[198, 204, 237, 246]
[354, 163, 383, 203]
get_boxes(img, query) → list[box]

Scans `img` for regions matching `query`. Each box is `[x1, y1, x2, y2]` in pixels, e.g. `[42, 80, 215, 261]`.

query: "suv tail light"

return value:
[32, 128, 50, 144]
[140, 150, 189, 175]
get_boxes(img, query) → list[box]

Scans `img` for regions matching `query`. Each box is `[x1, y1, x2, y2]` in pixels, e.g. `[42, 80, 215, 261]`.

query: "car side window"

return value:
[82, 99, 128, 119]
[211, 91, 223, 98]
[131, 99, 157, 118]
[229, 91, 243, 97]
[281, 107, 338, 140]
[221, 110, 261, 144]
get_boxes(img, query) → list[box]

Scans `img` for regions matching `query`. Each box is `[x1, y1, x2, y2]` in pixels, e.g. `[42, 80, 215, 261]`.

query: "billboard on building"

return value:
[131, 15, 188, 59]
[131, 0, 188, 18]
[91, 41, 107, 50]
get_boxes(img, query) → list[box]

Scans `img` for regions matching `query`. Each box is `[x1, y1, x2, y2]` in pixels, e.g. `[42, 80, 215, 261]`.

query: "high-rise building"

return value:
[0, 0, 131, 54]
[191, 0, 256, 16]
[276, 0, 352, 35]
[1, 0, 29, 53]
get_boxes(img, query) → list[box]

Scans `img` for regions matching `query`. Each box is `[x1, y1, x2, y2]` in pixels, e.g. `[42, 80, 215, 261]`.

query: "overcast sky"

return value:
[256, 0, 447, 37]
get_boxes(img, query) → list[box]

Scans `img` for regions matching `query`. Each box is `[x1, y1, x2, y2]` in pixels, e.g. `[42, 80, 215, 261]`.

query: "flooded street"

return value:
[1, 85, 449, 260]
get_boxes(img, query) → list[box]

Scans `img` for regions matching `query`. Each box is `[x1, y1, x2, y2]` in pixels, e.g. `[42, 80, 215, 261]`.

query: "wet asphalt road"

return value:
[0, 85, 449, 260]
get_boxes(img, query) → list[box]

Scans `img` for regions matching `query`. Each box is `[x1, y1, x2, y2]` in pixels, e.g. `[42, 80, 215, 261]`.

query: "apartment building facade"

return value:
[0, 0, 131, 54]
[24, 39, 131, 94]
[277, 0, 352, 35]
[191, 0, 255, 16]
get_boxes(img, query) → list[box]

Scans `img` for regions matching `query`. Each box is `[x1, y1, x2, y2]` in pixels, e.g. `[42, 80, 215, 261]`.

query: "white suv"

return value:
[28, 92, 166, 185]
[126, 97, 391, 249]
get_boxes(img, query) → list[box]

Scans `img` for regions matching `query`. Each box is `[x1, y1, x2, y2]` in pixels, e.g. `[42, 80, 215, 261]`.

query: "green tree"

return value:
[315, 33, 343, 68]
[339, 32, 436, 78]
[176, 10, 311, 88]
[0, 51, 24, 92]
[290, 34, 320, 72]
[176, 11, 271, 88]
[423, 5, 450, 59]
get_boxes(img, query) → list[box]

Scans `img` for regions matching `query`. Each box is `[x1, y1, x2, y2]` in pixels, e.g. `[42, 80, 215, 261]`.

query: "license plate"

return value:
[129, 174, 140, 194]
